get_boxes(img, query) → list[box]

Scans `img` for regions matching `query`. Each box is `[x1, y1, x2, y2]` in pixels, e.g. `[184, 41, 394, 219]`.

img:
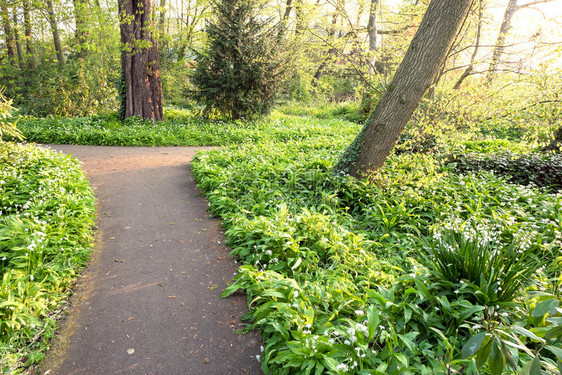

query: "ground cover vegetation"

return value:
[0, 95, 96, 373]
[1, 0, 562, 373]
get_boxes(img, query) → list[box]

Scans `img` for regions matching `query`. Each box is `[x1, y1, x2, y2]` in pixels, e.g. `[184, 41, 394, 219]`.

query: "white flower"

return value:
[255, 355, 261, 361]
[293, 291, 298, 298]
[336, 363, 349, 372]
[30, 275, 34, 281]
[354, 310, 364, 316]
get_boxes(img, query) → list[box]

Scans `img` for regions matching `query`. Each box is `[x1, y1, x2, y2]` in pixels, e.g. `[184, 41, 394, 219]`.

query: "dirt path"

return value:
[38, 145, 262, 375]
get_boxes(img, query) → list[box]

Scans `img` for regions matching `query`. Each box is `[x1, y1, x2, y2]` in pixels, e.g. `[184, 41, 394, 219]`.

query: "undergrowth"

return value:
[192, 138, 562, 374]
[0, 143, 95, 373]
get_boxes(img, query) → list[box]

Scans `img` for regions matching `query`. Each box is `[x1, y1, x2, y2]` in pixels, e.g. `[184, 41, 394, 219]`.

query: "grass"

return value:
[0, 142, 95, 373]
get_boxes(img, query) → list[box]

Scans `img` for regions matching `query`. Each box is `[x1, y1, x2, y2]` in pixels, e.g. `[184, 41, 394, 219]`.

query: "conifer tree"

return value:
[190, 0, 288, 120]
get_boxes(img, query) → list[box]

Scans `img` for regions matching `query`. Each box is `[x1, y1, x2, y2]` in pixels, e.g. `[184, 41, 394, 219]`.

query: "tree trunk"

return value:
[1, 0, 16, 66]
[46, 0, 65, 67]
[13, 7, 25, 69]
[119, 0, 164, 121]
[335, 0, 474, 178]
[367, 0, 378, 52]
[486, 0, 517, 81]
[22, 0, 35, 68]
[453, 0, 483, 89]
[73, 0, 90, 58]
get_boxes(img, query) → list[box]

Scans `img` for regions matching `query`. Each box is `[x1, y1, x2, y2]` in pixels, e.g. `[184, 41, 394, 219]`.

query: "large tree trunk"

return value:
[46, 0, 65, 67]
[1, 0, 16, 66]
[119, 0, 163, 121]
[73, 0, 90, 58]
[22, 0, 36, 69]
[335, 0, 474, 178]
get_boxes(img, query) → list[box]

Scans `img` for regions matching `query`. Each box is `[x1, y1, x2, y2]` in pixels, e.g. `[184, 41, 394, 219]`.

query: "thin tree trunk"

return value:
[46, 0, 65, 67]
[367, 0, 378, 52]
[335, 0, 474, 178]
[13, 7, 25, 69]
[159, 0, 166, 37]
[73, 0, 90, 58]
[311, 12, 338, 87]
[1, 0, 16, 66]
[119, 0, 164, 121]
[282, 0, 292, 21]
[22, 0, 35, 69]
[486, 0, 517, 81]
[294, 0, 304, 35]
[453, 0, 483, 89]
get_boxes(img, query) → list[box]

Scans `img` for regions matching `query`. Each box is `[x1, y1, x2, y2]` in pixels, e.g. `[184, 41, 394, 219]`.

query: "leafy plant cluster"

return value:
[191, 133, 562, 374]
[0, 143, 95, 373]
[10, 110, 361, 147]
[447, 152, 562, 192]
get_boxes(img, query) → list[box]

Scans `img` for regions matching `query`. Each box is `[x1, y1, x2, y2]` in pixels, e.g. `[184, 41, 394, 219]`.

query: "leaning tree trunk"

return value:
[335, 0, 474, 178]
[119, 0, 163, 121]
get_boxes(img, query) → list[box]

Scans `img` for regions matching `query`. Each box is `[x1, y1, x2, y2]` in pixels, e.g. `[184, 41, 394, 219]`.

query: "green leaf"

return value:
[512, 325, 545, 343]
[544, 326, 562, 340]
[462, 332, 488, 359]
[488, 341, 505, 375]
[545, 345, 562, 361]
[531, 299, 559, 318]
[367, 305, 380, 339]
[529, 355, 541, 375]
[475, 339, 493, 368]
[322, 356, 340, 371]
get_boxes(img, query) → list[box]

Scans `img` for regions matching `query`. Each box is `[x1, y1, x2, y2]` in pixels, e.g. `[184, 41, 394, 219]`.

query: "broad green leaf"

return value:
[322, 356, 340, 371]
[367, 305, 380, 339]
[545, 345, 562, 361]
[529, 355, 541, 375]
[512, 325, 544, 343]
[462, 332, 488, 359]
[545, 326, 562, 340]
[475, 339, 493, 368]
[488, 341, 505, 375]
[531, 299, 559, 318]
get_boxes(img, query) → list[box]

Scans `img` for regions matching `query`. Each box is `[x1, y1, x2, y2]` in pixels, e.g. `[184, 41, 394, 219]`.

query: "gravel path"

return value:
[37, 145, 262, 375]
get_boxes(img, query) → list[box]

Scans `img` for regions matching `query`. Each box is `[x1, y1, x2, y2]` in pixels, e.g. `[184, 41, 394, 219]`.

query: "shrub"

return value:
[189, 0, 290, 120]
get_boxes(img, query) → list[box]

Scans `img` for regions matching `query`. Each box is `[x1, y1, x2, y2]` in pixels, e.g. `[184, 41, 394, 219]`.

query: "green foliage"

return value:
[448, 152, 562, 191]
[0, 143, 95, 373]
[190, 120, 562, 373]
[189, 0, 290, 120]
[0, 89, 22, 141]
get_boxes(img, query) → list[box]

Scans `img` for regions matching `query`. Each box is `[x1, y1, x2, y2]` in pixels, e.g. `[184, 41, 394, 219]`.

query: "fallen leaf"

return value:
[114, 259, 125, 263]
[127, 349, 134, 355]
[168, 296, 176, 299]
[204, 358, 209, 363]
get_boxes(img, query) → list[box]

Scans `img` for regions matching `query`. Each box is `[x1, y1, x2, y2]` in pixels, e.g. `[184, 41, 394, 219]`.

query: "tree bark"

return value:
[46, 0, 65, 67]
[22, 0, 35, 68]
[1, 0, 16, 66]
[453, 0, 483, 89]
[335, 0, 474, 178]
[119, 0, 164, 121]
[13, 7, 25, 69]
[73, 0, 90, 58]
[486, 0, 517, 81]
[367, 0, 378, 52]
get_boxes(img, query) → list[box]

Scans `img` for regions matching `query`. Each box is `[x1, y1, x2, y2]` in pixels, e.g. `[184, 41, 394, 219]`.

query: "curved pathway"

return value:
[38, 145, 262, 375]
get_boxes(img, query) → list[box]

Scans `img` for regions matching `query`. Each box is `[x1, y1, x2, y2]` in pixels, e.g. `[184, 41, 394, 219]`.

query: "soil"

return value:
[36, 145, 263, 375]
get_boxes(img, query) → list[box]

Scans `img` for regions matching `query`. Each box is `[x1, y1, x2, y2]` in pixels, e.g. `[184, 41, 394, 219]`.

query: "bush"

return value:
[189, 0, 290, 120]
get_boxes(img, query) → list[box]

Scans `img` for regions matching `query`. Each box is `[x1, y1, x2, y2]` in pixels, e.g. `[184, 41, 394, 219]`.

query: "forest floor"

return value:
[35, 145, 262, 375]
